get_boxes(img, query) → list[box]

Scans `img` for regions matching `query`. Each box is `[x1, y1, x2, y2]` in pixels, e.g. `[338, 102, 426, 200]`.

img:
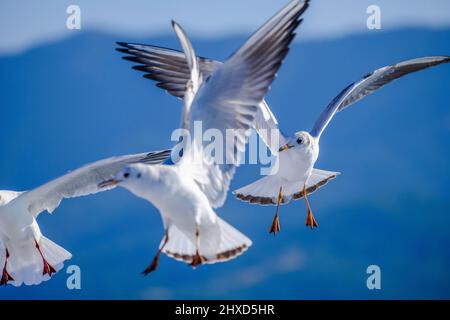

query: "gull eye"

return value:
[297, 138, 303, 144]
[123, 172, 130, 178]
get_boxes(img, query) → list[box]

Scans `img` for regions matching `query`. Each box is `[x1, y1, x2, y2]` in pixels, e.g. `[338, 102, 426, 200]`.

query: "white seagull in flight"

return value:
[0, 150, 170, 286]
[115, 5, 448, 234]
[234, 55, 450, 233]
[101, 0, 307, 272]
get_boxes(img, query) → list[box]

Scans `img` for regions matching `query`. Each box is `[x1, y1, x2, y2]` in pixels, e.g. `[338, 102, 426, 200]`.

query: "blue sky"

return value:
[0, 0, 449, 299]
[1, 0, 450, 54]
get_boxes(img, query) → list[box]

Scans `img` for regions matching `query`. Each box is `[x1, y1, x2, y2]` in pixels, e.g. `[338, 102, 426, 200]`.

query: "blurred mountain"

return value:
[0, 28, 449, 299]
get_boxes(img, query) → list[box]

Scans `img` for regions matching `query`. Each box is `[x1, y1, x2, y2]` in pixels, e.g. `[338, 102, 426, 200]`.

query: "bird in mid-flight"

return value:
[116, 30, 449, 233]
[101, 0, 308, 272]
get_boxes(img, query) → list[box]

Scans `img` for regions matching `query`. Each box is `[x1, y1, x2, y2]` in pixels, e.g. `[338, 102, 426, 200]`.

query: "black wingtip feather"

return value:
[132, 65, 148, 72]
[116, 48, 130, 54]
[144, 74, 160, 81]
[123, 56, 142, 63]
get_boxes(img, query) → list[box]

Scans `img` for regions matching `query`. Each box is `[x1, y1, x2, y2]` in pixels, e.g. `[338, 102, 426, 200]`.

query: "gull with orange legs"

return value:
[235, 56, 450, 233]
[99, 0, 307, 272]
[115, 1, 449, 234]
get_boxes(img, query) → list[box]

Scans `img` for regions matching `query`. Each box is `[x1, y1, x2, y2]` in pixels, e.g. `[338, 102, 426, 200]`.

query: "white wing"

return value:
[179, 0, 309, 208]
[310, 56, 450, 139]
[116, 24, 300, 153]
[171, 21, 202, 130]
[21, 150, 171, 217]
[253, 100, 288, 153]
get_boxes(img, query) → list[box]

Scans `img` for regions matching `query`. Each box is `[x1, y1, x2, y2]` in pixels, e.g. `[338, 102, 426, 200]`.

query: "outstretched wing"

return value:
[310, 56, 450, 139]
[181, 0, 309, 208]
[171, 21, 202, 130]
[116, 33, 294, 152]
[253, 99, 288, 153]
[116, 42, 221, 100]
[22, 150, 171, 217]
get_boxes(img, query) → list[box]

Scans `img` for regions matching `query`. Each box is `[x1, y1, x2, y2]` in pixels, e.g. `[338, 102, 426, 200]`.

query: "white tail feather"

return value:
[3, 236, 71, 287]
[163, 217, 252, 265]
[234, 168, 340, 205]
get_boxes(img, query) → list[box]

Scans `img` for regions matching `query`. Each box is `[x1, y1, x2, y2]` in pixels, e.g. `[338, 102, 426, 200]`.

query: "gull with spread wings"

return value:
[0, 150, 170, 286]
[99, 0, 308, 272]
[115, 2, 448, 234]
[234, 56, 450, 233]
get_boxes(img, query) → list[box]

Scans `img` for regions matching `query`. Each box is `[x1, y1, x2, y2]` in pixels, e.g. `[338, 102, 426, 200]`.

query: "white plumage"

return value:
[101, 1, 307, 270]
[117, 9, 449, 223]
[0, 150, 170, 286]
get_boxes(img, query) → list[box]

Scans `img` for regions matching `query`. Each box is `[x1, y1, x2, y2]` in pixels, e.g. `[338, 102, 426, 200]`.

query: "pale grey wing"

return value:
[171, 21, 203, 130]
[254, 100, 288, 153]
[183, 0, 309, 208]
[310, 56, 450, 139]
[116, 42, 221, 100]
[117, 42, 285, 152]
[22, 150, 171, 217]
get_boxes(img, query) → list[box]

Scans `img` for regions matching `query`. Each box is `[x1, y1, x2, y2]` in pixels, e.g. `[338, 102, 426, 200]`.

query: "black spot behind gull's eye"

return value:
[137, 173, 142, 179]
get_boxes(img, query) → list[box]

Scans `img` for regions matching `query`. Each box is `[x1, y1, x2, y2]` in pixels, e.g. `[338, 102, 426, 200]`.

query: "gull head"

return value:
[279, 131, 314, 152]
[98, 163, 162, 200]
[98, 164, 148, 190]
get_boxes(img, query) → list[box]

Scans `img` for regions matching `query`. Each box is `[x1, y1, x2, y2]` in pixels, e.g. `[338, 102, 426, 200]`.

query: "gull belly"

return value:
[276, 143, 318, 184]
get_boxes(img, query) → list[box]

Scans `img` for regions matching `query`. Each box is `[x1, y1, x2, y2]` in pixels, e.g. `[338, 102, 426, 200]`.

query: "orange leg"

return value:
[191, 225, 205, 268]
[142, 230, 169, 275]
[1, 249, 14, 286]
[303, 185, 318, 229]
[269, 186, 283, 235]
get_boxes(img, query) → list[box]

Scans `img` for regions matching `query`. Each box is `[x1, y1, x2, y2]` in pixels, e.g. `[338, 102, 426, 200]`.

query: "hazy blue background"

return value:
[1, 0, 450, 54]
[0, 0, 449, 299]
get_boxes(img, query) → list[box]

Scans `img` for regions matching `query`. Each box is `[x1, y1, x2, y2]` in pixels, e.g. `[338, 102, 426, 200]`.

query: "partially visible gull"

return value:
[0, 150, 170, 286]
[234, 56, 450, 233]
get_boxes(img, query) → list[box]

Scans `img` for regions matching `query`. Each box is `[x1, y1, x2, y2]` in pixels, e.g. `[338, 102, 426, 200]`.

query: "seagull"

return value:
[234, 56, 450, 233]
[0, 150, 170, 286]
[100, 0, 307, 273]
[115, 18, 449, 233]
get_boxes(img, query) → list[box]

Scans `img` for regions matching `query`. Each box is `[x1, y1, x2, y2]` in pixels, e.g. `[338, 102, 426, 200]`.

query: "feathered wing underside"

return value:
[171, 21, 202, 130]
[310, 56, 450, 139]
[254, 100, 288, 152]
[234, 168, 339, 205]
[22, 149, 171, 217]
[116, 45, 287, 153]
[116, 42, 220, 100]
[168, 21, 235, 208]
[180, 0, 309, 208]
